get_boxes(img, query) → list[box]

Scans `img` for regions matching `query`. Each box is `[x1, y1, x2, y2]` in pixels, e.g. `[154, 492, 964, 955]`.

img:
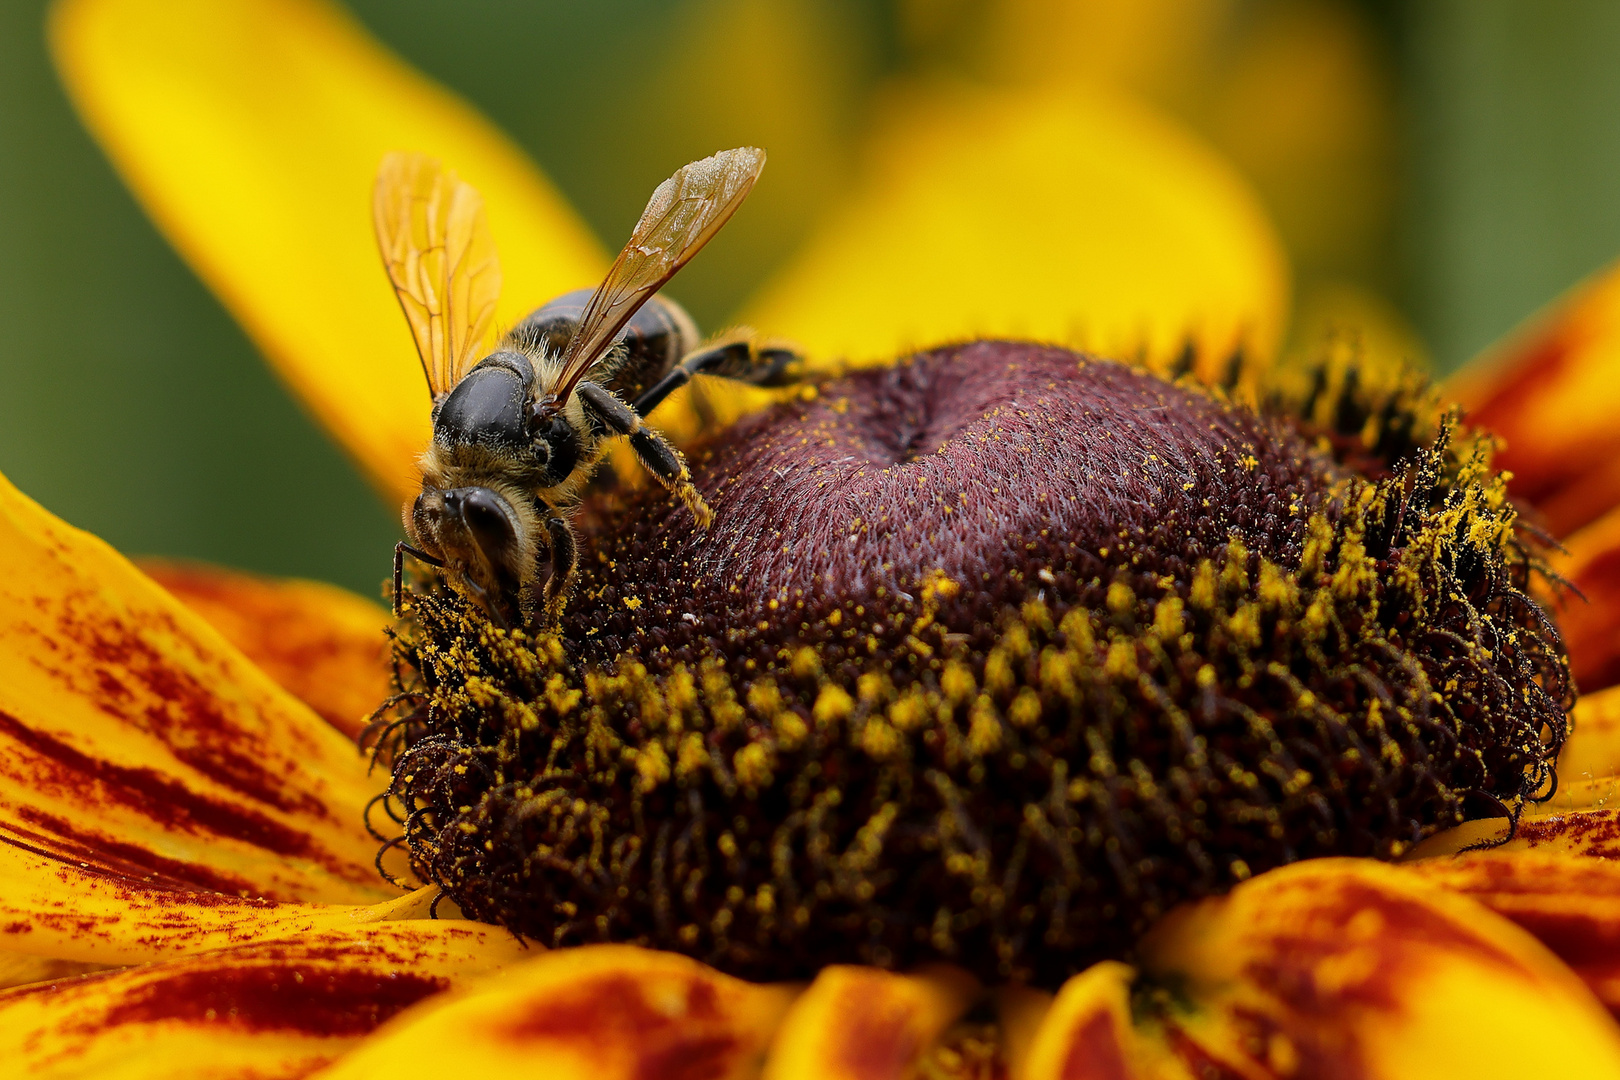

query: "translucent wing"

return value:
[547, 147, 766, 406]
[373, 152, 503, 399]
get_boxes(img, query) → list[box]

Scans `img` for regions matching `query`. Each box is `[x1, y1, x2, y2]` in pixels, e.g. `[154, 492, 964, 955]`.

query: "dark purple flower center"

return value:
[378, 342, 1568, 986]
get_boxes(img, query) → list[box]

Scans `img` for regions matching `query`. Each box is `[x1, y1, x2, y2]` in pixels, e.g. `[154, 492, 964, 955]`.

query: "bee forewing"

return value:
[550, 146, 766, 405]
[374, 152, 503, 399]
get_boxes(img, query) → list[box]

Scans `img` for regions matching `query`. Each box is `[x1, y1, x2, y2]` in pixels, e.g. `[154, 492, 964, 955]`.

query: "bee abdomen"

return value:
[509, 288, 699, 402]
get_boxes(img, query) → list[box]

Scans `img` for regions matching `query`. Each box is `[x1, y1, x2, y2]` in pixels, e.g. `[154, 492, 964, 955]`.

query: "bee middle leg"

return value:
[632, 332, 805, 417]
[576, 381, 713, 526]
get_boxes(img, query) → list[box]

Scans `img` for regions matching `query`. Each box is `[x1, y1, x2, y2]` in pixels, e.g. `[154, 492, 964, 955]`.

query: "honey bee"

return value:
[374, 147, 801, 627]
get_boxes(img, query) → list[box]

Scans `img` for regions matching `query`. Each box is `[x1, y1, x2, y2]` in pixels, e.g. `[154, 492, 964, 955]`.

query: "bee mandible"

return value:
[374, 147, 801, 627]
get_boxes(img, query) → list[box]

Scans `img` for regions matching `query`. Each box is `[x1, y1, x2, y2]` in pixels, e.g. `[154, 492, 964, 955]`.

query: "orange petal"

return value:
[1124, 858, 1620, 1078]
[314, 944, 798, 1080]
[0, 921, 528, 1078]
[0, 471, 390, 910]
[1408, 850, 1620, 1021]
[141, 560, 392, 741]
[762, 964, 980, 1080]
[1448, 260, 1620, 537]
[1548, 507, 1620, 694]
[739, 81, 1288, 382]
[50, 0, 607, 505]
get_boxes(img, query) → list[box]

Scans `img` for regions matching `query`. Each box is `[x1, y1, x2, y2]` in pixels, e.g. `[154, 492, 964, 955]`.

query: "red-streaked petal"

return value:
[1020, 961, 1143, 1080]
[1448, 260, 1620, 537]
[142, 560, 392, 741]
[313, 944, 798, 1080]
[51, 0, 607, 505]
[1408, 850, 1620, 1021]
[1550, 510, 1620, 694]
[0, 844, 433, 967]
[0, 921, 528, 1078]
[1126, 859, 1620, 1078]
[0, 471, 390, 910]
[761, 964, 980, 1080]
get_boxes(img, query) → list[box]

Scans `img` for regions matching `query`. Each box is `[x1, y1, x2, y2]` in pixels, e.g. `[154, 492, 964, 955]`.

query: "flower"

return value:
[6, 0, 1620, 1076]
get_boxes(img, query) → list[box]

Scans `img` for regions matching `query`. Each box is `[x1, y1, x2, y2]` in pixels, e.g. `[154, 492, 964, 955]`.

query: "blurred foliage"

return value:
[4, 0, 1620, 592]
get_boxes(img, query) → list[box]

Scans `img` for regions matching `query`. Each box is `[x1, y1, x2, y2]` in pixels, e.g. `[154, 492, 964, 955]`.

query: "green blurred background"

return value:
[3, 0, 1619, 596]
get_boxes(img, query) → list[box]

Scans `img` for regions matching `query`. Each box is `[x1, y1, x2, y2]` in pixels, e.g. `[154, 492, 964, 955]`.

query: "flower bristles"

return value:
[373, 343, 1569, 986]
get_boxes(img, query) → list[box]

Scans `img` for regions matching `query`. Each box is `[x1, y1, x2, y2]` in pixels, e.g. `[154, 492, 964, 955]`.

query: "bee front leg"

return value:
[632, 331, 805, 418]
[393, 541, 445, 618]
[576, 381, 713, 526]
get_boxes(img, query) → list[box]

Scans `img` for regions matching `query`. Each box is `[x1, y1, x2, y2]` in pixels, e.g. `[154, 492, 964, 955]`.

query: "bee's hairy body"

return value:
[378, 147, 796, 627]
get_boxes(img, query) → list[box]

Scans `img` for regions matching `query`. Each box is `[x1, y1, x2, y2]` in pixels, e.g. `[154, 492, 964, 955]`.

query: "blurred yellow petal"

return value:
[0, 470, 389, 914]
[1448, 258, 1620, 538]
[1408, 850, 1620, 1021]
[50, 0, 607, 505]
[315, 944, 798, 1080]
[0, 846, 436, 967]
[740, 81, 1288, 388]
[0, 922, 527, 1079]
[762, 964, 979, 1080]
[974, 0, 1228, 102]
[142, 560, 392, 741]
[1131, 859, 1620, 1079]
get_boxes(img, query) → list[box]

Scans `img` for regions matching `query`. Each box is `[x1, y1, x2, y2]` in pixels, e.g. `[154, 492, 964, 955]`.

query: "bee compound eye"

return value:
[460, 488, 516, 554]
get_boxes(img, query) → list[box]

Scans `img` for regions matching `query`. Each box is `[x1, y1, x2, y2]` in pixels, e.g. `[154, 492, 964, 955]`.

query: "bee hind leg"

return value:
[632, 331, 806, 417]
[628, 429, 713, 527]
[577, 381, 714, 527]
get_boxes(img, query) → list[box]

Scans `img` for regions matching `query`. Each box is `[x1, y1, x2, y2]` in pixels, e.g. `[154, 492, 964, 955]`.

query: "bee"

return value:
[373, 147, 802, 627]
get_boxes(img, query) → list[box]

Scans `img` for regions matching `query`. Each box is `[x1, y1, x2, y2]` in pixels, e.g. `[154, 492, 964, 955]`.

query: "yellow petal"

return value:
[0, 470, 390, 914]
[0, 921, 528, 1079]
[1129, 858, 1620, 1079]
[1547, 507, 1620, 695]
[1407, 850, 1620, 1021]
[739, 81, 1288, 385]
[1447, 258, 1620, 538]
[314, 944, 798, 1080]
[141, 560, 392, 740]
[762, 964, 980, 1080]
[50, 0, 607, 505]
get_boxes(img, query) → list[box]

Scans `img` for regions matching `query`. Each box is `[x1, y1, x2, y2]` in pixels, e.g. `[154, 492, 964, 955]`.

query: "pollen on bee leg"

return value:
[378, 340, 1570, 987]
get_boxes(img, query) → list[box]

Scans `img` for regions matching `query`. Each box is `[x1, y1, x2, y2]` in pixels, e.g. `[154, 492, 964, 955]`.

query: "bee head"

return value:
[406, 484, 528, 623]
